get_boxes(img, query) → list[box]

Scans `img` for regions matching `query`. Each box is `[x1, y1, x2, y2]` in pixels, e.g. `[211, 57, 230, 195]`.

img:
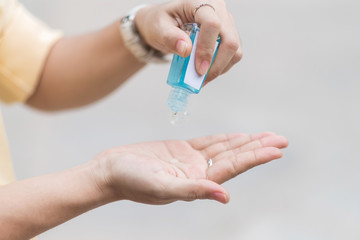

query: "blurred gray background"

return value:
[1, 0, 359, 239]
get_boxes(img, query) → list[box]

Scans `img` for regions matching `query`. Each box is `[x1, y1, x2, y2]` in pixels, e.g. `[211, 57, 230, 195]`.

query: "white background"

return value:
[2, 0, 360, 239]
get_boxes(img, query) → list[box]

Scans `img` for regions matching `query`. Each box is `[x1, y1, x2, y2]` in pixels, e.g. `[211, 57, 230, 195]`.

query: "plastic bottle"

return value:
[167, 23, 221, 124]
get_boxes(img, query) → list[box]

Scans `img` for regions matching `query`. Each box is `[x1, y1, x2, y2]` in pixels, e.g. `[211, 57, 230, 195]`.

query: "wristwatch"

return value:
[119, 5, 168, 63]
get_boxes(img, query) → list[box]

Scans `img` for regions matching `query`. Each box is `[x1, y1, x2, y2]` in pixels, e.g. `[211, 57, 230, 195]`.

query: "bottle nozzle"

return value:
[167, 87, 191, 113]
[168, 87, 192, 125]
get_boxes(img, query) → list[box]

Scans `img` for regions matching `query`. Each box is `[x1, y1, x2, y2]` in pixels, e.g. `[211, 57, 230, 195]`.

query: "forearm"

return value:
[0, 160, 112, 240]
[26, 21, 145, 111]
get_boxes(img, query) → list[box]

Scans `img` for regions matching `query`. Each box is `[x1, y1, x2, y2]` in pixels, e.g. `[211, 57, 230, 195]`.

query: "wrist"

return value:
[87, 156, 120, 204]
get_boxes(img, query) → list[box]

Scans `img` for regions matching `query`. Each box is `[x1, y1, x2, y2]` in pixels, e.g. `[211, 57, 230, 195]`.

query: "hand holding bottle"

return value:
[135, 0, 242, 83]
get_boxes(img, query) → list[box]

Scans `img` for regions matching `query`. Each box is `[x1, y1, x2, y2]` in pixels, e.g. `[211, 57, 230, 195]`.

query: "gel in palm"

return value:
[167, 23, 220, 124]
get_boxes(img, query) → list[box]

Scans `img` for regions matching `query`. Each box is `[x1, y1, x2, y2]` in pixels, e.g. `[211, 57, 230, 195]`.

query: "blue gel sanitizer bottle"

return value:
[167, 23, 221, 124]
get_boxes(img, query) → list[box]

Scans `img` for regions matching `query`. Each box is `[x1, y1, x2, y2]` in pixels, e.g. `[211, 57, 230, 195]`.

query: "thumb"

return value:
[134, 4, 192, 57]
[170, 178, 230, 204]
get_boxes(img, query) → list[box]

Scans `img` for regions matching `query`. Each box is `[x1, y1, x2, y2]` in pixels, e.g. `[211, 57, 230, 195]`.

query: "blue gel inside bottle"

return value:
[167, 23, 221, 124]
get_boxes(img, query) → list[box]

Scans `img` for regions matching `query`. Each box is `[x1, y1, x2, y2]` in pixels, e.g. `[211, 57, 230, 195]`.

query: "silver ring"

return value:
[193, 3, 216, 19]
[207, 158, 213, 167]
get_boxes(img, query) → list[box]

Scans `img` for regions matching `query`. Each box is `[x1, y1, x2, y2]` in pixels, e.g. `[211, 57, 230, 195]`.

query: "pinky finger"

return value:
[221, 48, 243, 74]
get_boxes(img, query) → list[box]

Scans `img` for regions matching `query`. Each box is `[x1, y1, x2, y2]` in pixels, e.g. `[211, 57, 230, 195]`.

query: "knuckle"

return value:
[233, 50, 243, 63]
[229, 162, 239, 178]
[227, 153, 239, 178]
[198, 46, 214, 60]
[205, 17, 221, 30]
[207, 68, 222, 80]
[224, 39, 240, 52]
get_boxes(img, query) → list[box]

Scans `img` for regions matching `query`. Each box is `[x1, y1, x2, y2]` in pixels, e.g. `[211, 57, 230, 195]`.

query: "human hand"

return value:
[135, 0, 242, 83]
[94, 132, 288, 205]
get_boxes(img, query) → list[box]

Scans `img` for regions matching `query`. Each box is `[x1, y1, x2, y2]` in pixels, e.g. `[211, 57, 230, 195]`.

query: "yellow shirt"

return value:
[0, 0, 61, 186]
[0, 111, 14, 184]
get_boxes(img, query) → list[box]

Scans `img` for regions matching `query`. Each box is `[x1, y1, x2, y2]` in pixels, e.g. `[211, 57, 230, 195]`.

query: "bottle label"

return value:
[183, 31, 219, 90]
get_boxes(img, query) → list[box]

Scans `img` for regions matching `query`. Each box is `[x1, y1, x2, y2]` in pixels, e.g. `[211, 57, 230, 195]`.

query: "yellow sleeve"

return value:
[0, 0, 62, 103]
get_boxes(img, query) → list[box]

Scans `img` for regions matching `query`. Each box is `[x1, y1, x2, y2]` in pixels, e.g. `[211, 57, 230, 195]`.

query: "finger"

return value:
[193, 7, 221, 75]
[235, 135, 288, 153]
[136, 7, 193, 57]
[188, 133, 249, 151]
[219, 47, 243, 75]
[205, 24, 241, 83]
[169, 177, 229, 204]
[158, 16, 193, 57]
[201, 132, 277, 159]
[208, 147, 283, 184]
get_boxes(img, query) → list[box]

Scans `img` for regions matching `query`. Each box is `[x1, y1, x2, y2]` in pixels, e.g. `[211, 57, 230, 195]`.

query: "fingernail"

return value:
[176, 40, 187, 56]
[211, 192, 228, 204]
[199, 60, 210, 75]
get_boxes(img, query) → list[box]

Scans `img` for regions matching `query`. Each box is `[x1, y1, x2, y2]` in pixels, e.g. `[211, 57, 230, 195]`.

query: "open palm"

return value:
[99, 132, 288, 204]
